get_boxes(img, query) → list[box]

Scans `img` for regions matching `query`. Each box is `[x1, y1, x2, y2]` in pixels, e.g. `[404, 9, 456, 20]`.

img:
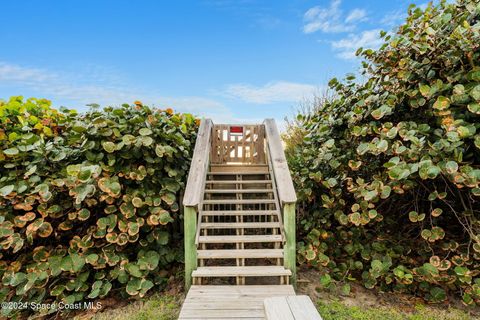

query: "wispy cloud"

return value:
[0, 62, 56, 84]
[345, 9, 367, 23]
[0, 60, 236, 122]
[204, 0, 283, 31]
[303, 0, 367, 34]
[380, 9, 406, 27]
[331, 29, 384, 59]
[223, 81, 317, 104]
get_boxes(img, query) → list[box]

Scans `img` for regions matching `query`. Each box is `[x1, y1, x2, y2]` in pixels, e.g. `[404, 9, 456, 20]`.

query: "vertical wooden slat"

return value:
[284, 203, 296, 287]
[234, 135, 238, 162]
[184, 206, 197, 290]
[258, 125, 265, 164]
[226, 125, 231, 163]
[211, 126, 217, 164]
[215, 126, 220, 164]
[241, 127, 246, 163]
[220, 125, 225, 163]
[250, 126, 255, 164]
[255, 125, 258, 163]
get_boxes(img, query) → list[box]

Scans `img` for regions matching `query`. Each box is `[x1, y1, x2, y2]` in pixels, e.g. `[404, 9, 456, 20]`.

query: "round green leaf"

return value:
[3, 147, 19, 156]
[139, 128, 152, 136]
[0, 185, 15, 196]
[102, 141, 116, 153]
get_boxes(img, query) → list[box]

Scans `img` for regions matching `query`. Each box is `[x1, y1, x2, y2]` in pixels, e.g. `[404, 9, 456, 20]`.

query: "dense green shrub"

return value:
[0, 97, 198, 317]
[286, 0, 480, 304]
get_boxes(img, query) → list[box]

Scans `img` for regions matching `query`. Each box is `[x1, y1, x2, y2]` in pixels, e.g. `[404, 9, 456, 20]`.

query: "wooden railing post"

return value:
[283, 203, 296, 286]
[183, 118, 213, 290]
[264, 119, 297, 287]
[184, 206, 197, 289]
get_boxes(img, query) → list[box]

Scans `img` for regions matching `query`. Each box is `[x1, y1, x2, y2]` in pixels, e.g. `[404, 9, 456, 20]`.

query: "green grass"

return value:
[317, 300, 475, 320]
[88, 294, 181, 320]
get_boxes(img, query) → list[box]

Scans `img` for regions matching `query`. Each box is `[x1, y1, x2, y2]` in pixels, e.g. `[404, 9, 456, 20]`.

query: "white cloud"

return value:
[345, 9, 367, 23]
[331, 29, 384, 59]
[0, 60, 235, 122]
[0, 62, 56, 83]
[303, 0, 367, 34]
[224, 81, 317, 104]
[380, 10, 406, 27]
[0, 61, 316, 126]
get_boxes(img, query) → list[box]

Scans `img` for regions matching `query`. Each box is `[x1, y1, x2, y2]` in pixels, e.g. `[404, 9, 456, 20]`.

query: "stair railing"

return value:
[265, 147, 286, 243]
[264, 119, 297, 286]
[183, 118, 213, 290]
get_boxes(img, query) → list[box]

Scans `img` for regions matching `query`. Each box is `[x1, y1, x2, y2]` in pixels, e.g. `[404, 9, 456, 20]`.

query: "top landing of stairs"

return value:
[178, 285, 295, 320]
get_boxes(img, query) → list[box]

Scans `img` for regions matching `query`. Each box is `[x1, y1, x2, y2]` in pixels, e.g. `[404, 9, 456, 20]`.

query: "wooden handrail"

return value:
[266, 147, 286, 243]
[183, 118, 212, 290]
[264, 119, 297, 205]
[183, 118, 213, 208]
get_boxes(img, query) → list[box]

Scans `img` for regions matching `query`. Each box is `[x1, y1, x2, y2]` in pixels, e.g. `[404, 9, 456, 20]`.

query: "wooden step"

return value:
[202, 210, 279, 216]
[198, 235, 283, 244]
[201, 222, 280, 229]
[204, 189, 273, 194]
[208, 172, 269, 175]
[209, 164, 269, 174]
[206, 180, 272, 184]
[203, 199, 276, 205]
[210, 164, 269, 167]
[197, 249, 283, 259]
[192, 266, 291, 278]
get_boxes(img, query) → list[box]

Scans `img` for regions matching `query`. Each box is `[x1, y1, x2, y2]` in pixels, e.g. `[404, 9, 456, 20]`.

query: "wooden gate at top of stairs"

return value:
[182, 119, 297, 289]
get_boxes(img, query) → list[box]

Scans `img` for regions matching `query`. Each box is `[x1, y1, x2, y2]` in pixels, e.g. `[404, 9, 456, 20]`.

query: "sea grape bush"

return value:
[0, 97, 198, 317]
[285, 0, 480, 304]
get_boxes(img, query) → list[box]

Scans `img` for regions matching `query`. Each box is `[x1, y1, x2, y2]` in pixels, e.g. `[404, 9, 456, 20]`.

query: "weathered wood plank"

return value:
[284, 202, 296, 286]
[203, 199, 275, 205]
[180, 309, 265, 318]
[182, 302, 264, 310]
[264, 119, 297, 205]
[180, 318, 262, 320]
[181, 318, 262, 320]
[264, 297, 295, 320]
[263, 295, 322, 320]
[201, 222, 279, 229]
[204, 189, 273, 194]
[210, 165, 268, 174]
[198, 235, 282, 243]
[210, 163, 268, 167]
[188, 285, 295, 294]
[218, 125, 224, 163]
[197, 249, 283, 259]
[192, 266, 291, 277]
[207, 171, 269, 175]
[205, 180, 272, 184]
[183, 118, 213, 207]
[250, 125, 255, 163]
[286, 295, 322, 320]
[202, 210, 279, 216]
[179, 285, 296, 320]
[184, 206, 197, 290]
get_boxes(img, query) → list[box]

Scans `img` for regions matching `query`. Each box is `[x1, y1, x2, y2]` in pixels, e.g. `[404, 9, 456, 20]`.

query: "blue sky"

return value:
[0, 0, 427, 125]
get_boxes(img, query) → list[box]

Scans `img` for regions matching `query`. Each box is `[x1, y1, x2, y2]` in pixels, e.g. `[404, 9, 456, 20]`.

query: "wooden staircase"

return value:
[183, 120, 297, 289]
[177, 120, 327, 320]
[193, 165, 291, 285]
